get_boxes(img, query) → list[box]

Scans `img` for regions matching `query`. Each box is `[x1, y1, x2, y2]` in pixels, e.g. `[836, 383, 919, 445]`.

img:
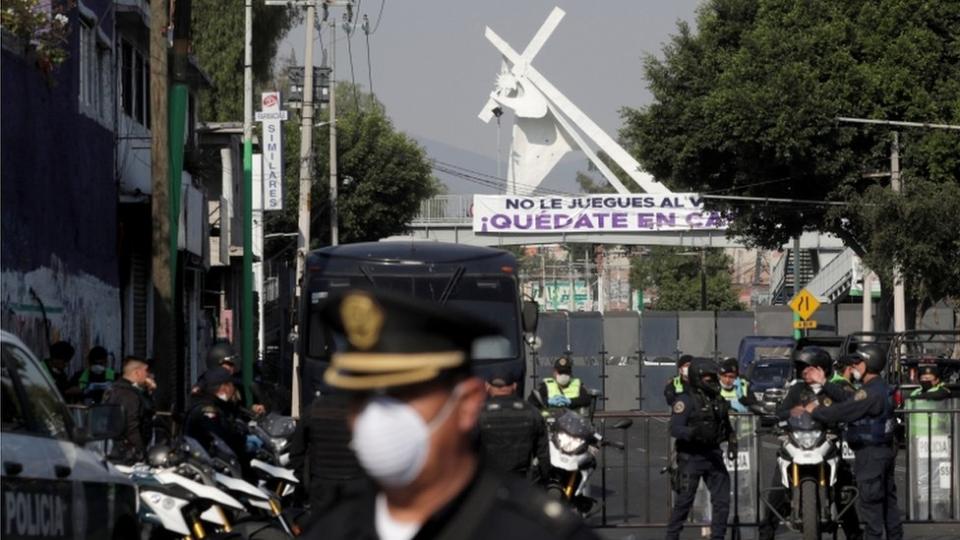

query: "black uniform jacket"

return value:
[811, 376, 887, 428]
[670, 389, 733, 454]
[478, 395, 550, 479]
[103, 377, 154, 462]
[304, 467, 599, 540]
[183, 393, 248, 461]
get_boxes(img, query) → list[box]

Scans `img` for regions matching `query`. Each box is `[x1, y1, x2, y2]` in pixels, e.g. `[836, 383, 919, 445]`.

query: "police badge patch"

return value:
[202, 405, 219, 419]
[854, 389, 867, 401]
[822, 397, 833, 407]
[673, 401, 685, 414]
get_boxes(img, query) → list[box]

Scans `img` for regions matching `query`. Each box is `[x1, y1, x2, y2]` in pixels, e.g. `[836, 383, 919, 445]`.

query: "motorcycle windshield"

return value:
[786, 412, 821, 432]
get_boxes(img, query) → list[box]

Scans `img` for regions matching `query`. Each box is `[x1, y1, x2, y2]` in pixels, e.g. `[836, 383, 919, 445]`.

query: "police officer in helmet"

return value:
[666, 358, 735, 540]
[200, 341, 267, 416]
[664, 354, 693, 407]
[183, 366, 252, 474]
[718, 357, 749, 413]
[478, 368, 550, 484]
[910, 362, 951, 401]
[805, 344, 903, 540]
[304, 290, 598, 540]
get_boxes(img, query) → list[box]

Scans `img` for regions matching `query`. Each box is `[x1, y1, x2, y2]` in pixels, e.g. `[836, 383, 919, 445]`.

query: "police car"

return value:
[1, 330, 138, 539]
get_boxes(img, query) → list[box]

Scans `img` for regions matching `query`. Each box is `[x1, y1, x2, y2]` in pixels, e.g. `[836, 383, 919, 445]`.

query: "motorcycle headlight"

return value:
[791, 430, 823, 450]
[555, 431, 587, 454]
[269, 437, 288, 453]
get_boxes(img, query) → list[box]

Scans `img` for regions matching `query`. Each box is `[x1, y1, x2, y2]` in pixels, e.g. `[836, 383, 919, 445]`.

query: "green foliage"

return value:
[1, 0, 72, 73]
[630, 247, 744, 311]
[263, 82, 437, 257]
[621, 0, 960, 305]
[192, 0, 299, 121]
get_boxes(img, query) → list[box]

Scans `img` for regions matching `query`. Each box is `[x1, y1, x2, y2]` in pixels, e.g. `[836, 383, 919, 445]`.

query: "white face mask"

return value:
[721, 381, 734, 391]
[680, 366, 689, 378]
[216, 392, 231, 402]
[351, 385, 463, 489]
[90, 364, 106, 375]
[556, 374, 572, 387]
[809, 383, 823, 394]
[851, 367, 863, 382]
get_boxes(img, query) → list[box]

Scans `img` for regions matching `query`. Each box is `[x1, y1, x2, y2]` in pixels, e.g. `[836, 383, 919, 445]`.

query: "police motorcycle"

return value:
[771, 411, 852, 540]
[542, 407, 632, 517]
[119, 439, 293, 539]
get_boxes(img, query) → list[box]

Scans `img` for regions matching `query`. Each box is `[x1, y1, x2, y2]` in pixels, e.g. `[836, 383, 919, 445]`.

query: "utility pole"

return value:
[792, 236, 802, 340]
[149, 0, 173, 410]
[699, 249, 707, 311]
[328, 18, 338, 246]
[890, 132, 906, 333]
[241, 0, 255, 407]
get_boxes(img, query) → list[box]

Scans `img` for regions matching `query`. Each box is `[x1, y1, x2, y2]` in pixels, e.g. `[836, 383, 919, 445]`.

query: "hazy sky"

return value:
[278, 1, 701, 190]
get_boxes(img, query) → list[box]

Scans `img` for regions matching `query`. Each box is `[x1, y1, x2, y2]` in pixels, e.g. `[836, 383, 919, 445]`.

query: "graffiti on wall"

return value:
[1, 255, 121, 373]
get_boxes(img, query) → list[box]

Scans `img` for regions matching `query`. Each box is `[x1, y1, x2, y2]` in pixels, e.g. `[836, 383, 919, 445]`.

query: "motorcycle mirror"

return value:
[611, 419, 633, 430]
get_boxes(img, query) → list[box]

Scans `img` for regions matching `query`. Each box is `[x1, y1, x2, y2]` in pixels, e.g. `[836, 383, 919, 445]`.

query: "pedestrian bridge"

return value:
[388, 195, 846, 250]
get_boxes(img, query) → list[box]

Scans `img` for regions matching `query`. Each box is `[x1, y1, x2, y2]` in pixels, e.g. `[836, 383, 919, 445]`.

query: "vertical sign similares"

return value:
[256, 92, 287, 211]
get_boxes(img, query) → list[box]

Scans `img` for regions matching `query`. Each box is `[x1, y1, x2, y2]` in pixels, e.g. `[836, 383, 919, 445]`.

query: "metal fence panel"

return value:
[640, 363, 675, 412]
[605, 364, 640, 411]
[572, 362, 604, 411]
[678, 311, 716, 358]
[906, 401, 957, 521]
[537, 312, 569, 358]
[755, 306, 794, 336]
[641, 311, 679, 360]
[603, 312, 641, 361]
[569, 312, 604, 359]
[717, 312, 755, 359]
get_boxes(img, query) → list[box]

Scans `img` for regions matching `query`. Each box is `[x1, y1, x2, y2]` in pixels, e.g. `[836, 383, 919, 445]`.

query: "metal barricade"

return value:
[905, 402, 958, 521]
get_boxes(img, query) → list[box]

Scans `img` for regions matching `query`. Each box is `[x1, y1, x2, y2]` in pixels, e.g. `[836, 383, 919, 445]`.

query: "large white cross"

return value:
[477, 7, 671, 195]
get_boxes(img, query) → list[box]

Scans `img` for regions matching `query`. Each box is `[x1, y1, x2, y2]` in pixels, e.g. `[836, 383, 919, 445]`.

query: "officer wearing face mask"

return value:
[45, 340, 75, 397]
[183, 366, 250, 468]
[529, 356, 592, 414]
[909, 362, 951, 401]
[664, 354, 693, 407]
[718, 357, 749, 413]
[806, 344, 903, 540]
[666, 358, 735, 540]
[305, 290, 598, 540]
[70, 346, 116, 404]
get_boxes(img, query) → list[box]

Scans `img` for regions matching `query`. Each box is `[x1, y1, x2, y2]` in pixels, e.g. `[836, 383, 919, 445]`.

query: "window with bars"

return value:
[78, 17, 113, 126]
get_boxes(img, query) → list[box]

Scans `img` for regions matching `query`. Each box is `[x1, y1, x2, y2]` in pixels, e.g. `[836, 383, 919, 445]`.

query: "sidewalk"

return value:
[596, 524, 957, 539]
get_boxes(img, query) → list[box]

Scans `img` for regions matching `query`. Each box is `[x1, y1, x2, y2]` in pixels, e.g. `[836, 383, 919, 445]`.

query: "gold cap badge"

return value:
[340, 292, 384, 350]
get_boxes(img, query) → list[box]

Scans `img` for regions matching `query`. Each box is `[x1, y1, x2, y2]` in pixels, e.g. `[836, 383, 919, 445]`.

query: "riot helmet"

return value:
[689, 358, 721, 396]
[147, 445, 178, 468]
[792, 347, 832, 379]
[206, 342, 237, 371]
[853, 343, 887, 374]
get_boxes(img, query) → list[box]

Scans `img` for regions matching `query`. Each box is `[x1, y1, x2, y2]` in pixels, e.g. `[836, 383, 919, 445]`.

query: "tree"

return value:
[620, 0, 960, 323]
[263, 82, 437, 257]
[192, 0, 299, 121]
[630, 247, 744, 311]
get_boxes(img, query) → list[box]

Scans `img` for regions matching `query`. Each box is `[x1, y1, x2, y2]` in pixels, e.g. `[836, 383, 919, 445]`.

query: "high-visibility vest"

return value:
[720, 378, 748, 412]
[78, 367, 116, 390]
[673, 376, 685, 394]
[543, 377, 582, 400]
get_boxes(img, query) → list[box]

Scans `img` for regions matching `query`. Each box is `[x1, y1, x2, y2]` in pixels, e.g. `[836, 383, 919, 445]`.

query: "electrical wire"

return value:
[345, 4, 361, 109]
[368, 0, 385, 34]
[363, 14, 374, 104]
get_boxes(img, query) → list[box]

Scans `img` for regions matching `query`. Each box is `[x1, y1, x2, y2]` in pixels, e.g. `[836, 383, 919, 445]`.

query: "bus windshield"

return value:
[307, 273, 519, 361]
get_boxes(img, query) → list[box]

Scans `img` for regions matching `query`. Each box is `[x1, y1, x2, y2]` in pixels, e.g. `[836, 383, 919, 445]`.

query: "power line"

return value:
[345, 3, 361, 109]
[362, 14, 374, 103]
[368, 0, 385, 34]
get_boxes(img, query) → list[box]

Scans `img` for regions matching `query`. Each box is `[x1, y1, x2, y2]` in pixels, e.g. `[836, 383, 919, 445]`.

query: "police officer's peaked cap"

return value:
[49, 340, 75, 360]
[202, 366, 233, 390]
[677, 354, 694, 368]
[554, 356, 573, 374]
[321, 290, 501, 391]
[918, 363, 940, 378]
[719, 357, 739, 374]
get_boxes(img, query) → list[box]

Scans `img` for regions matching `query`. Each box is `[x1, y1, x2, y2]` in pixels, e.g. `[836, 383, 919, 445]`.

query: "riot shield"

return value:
[687, 414, 758, 538]
[906, 395, 955, 520]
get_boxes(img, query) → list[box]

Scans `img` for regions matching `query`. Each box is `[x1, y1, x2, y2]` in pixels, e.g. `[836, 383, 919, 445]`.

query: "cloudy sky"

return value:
[279, 0, 701, 192]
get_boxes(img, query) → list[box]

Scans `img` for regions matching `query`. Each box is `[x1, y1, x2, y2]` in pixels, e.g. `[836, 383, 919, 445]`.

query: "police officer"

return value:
[288, 390, 366, 516]
[666, 358, 734, 540]
[71, 345, 116, 404]
[910, 362, 951, 401]
[183, 366, 250, 470]
[529, 356, 592, 413]
[826, 352, 862, 399]
[478, 368, 550, 483]
[807, 344, 903, 540]
[304, 290, 598, 540]
[103, 357, 155, 464]
[201, 342, 267, 416]
[664, 354, 693, 407]
[45, 340, 75, 396]
[718, 357, 749, 413]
